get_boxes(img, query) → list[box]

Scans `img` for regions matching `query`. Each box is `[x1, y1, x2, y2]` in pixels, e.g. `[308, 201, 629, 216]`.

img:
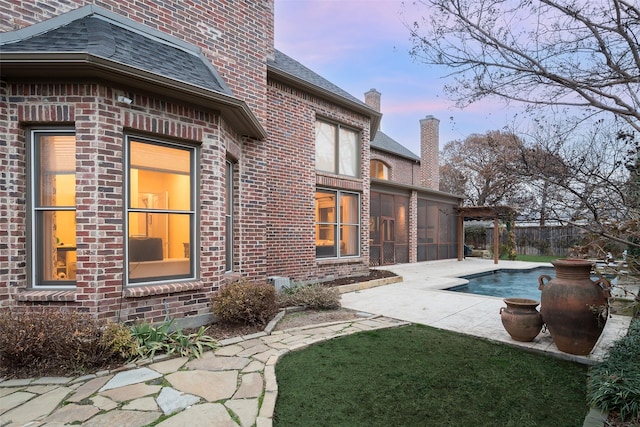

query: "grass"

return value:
[513, 254, 559, 263]
[274, 325, 588, 427]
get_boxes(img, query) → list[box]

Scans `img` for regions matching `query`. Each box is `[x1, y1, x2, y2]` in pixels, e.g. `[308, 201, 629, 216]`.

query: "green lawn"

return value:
[513, 254, 559, 263]
[274, 325, 588, 427]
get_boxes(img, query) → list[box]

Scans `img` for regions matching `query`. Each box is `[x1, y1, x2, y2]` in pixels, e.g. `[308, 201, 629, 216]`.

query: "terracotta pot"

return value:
[500, 298, 543, 342]
[538, 258, 611, 355]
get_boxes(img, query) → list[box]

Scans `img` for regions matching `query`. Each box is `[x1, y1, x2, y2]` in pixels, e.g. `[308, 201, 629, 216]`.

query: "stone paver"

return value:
[226, 398, 259, 427]
[149, 357, 189, 374]
[233, 372, 263, 399]
[155, 403, 237, 427]
[156, 386, 200, 415]
[99, 383, 161, 402]
[0, 260, 632, 427]
[42, 402, 99, 424]
[66, 375, 112, 403]
[0, 391, 34, 414]
[83, 409, 160, 427]
[0, 386, 70, 426]
[186, 355, 250, 371]
[165, 370, 237, 402]
[99, 367, 162, 392]
[122, 396, 159, 411]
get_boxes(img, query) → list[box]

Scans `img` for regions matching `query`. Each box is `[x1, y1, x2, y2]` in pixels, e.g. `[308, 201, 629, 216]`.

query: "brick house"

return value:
[365, 89, 462, 266]
[0, 1, 457, 326]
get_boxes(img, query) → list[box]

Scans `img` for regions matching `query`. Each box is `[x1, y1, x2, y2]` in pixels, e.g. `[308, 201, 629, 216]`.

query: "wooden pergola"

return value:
[457, 206, 519, 264]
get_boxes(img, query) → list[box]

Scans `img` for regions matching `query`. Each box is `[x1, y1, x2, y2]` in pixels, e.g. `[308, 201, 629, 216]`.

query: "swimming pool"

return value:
[447, 267, 554, 301]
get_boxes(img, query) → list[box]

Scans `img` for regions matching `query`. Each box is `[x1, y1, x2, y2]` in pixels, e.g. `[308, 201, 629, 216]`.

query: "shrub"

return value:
[587, 318, 640, 422]
[278, 284, 341, 309]
[211, 280, 279, 326]
[99, 321, 139, 360]
[0, 308, 116, 377]
[130, 319, 217, 360]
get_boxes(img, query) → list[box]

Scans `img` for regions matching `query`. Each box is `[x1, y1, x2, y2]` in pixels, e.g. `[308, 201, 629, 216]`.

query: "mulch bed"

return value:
[318, 269, 397, 287]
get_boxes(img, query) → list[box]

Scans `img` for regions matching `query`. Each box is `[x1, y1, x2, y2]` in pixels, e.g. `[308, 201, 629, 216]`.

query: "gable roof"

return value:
[371, 130, 421, 162]
[268, 50, 381, 138]
[0, 5, 266, 139]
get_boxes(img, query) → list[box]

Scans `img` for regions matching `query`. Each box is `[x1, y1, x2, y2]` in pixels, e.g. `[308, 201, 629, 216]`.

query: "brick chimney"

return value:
[364, 88, 381, 115]
[420, 115, 440, 190]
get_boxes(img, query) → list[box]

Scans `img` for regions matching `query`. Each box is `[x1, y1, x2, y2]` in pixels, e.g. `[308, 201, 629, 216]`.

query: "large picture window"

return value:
[315, 189, 360, 258]
[31, 130, 77, 287]
[126, 137, 195, 284]
[315, 120, 359, 177]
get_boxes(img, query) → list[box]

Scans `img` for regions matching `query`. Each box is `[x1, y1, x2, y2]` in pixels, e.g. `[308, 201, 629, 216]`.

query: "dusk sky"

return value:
[274, 0, 523, 156]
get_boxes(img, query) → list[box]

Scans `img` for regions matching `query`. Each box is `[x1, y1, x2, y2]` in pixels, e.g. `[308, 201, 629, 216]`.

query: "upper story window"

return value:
[126, 136, 196, 285]
[315, 120, 359, 177]
[30, 130, 77, 287]
[370, 159, 390, 180]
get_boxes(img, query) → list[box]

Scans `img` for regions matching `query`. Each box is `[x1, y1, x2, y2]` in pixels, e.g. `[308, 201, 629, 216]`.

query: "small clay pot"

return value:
[500, 298, 544, 342]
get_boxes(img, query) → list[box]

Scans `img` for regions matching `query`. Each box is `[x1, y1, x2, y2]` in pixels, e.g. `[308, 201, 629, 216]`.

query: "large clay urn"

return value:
[538, 258, 611, 355]
[500, 298, 543, 342]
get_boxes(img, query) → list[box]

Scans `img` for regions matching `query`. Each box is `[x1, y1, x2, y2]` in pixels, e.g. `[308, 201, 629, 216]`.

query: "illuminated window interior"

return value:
[34, 132, 77, 285]
[127, 139, 194, 283]
[370, 159, 390, 180]
[315, 190, 360, 258]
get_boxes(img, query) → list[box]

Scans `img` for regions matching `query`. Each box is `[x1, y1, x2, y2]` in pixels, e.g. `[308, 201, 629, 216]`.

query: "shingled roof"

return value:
[268, 50, 381, 137]
[1, 15, 228, 94]
[371, 130, 421, 162]
[0, 5, 266, 138]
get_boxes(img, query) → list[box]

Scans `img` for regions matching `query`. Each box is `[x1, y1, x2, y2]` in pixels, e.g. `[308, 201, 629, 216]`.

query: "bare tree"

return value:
[439, 130, 525, 206]
[407, 0, 640, 133]
[514, 115, 639, 253]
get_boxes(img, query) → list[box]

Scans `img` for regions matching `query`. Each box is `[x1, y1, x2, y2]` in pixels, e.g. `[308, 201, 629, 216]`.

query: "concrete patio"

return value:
[341, 258, 633, 364]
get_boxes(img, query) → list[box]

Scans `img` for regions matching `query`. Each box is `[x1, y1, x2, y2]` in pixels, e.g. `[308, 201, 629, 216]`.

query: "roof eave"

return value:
[267, 65, 381, 138]
[0, 52, 267, 139]
[371, 178, 464, 201]
[371, 145, 421, 163]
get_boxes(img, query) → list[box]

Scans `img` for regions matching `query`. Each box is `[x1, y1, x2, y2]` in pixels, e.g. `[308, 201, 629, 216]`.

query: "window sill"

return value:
[124, 281, 204, 298]
[316, 257, 364, 266]
[16, 289, 76, 302]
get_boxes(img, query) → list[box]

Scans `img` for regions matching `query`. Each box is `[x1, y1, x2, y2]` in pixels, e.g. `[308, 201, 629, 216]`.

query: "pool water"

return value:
[448, 268, 555, 301]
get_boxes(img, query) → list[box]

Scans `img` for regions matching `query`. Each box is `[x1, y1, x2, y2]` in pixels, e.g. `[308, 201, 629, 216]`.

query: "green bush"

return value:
[278, 284, 341, 309]
[99, 321, 139, 360]
[211, 280, 279, 326]
[0, 308, 118, 376]
[130, 319, 217, 360]
[587, 318, 640, 422]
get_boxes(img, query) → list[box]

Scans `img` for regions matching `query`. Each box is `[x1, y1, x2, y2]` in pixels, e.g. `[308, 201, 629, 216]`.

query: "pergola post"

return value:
[493, 217, 499, 264]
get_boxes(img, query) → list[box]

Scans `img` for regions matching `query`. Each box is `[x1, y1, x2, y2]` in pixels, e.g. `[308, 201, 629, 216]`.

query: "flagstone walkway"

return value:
[0, 315, 407, 427]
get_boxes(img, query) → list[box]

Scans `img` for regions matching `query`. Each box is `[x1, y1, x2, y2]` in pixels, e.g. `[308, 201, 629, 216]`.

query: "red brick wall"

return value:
[0, 0, 273, 124]
[0, 82, 242, 324]
[265, 80, 371, 282]
[371, 149, 421, 186]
